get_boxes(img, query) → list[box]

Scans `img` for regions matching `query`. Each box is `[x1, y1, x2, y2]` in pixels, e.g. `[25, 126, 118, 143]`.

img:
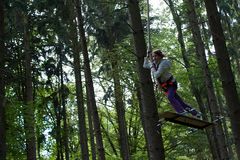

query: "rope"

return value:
[146, 0, 157, 87]
[146, 0, 152, 55]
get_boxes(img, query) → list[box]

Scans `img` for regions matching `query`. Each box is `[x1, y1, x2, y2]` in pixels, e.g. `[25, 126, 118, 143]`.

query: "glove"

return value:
[147, 50, 152, 57]
[150, 63, 156, 73]
[150, 63, 155, 69]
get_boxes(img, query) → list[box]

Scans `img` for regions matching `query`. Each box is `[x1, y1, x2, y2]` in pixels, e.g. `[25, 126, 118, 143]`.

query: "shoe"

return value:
[178, 111, 188, 116]
[195, 112, 202, 119]
[185, 108, 195, 113]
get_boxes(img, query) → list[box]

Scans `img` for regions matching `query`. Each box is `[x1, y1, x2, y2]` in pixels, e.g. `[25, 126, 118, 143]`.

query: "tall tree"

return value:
[165, 0, 218, 158]
[111, 50, 130, 160]
[185, 0, 229, 159]
[217, 0, 240, 78]
[53, 93, 64, 160]
[203, 0, 240, 159]
[85, 1, 131, 158]
[23, 13, 37, 160]
[86, 90, 97, 160]
[75, 0, 106, 159]
[126, 0, 165, 159]
[68, 0, 90, 158]
[59, 47, 69, 160]
[0, 0, 6, 159]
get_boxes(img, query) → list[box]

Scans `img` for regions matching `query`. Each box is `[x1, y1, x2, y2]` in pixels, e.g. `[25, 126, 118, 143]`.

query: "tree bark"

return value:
[0, 0, 6, 159]
[72, 34, 90, 160]
[53, 96, 63, 160]
[59, 52, 69, 160]
[111, 51, 130, 160]
[185, 0, 229, 159]
[76, 0, 106, 159]
[23, 14, 37, 160]
[86, 90, 97, 160]
[216, 87, 234, 160]
[221, 9, 240, 80]
[65, 1, 90, 159]
[136, 86, 151, 160]
[203, 0, 240, 159]
[166, 0, 218, 158]
[126, 0, 165, 159]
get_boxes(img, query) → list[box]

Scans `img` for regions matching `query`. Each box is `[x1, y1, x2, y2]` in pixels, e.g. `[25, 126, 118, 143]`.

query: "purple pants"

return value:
[166, 86, 198, 116]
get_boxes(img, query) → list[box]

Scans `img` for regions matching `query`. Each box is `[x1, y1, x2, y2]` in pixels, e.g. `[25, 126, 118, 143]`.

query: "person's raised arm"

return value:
[152, 59, 171, 79]
[143, 55, 152, 69]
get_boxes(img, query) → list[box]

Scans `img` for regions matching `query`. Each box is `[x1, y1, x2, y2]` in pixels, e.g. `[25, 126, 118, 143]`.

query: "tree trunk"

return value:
[72, 35, 90, 160]
[71, 16, 90, 160]
[53, 96, 63, 160]
[185, 0, 229, 159]
[23, 14, 37, 160]
[126, 0, 165, 159]
[76, 0, 106, 159]
[216, 87, 234, 160]
[221, 9, 240, 79]
[203, 0, 240, 159]
[59, 52, 69, 160]
[110, 50, 130, 160]
[166, 0, 217, 158]
[0, 0, 6, 159]
[136, 86, 151, 160]
[86, 90, 97, 160]
[65, 1, 90, 159]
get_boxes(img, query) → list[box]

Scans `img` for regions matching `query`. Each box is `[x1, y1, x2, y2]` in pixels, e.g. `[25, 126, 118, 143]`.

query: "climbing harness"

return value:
[157, 76, 177, 93]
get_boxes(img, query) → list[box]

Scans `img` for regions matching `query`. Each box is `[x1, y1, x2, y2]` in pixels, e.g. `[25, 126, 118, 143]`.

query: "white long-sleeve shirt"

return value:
[143, 57, 173, 83]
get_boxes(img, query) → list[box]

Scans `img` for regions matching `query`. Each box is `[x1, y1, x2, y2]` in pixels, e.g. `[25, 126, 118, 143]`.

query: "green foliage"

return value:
[163, 125, 210, 159]
[5, 99, 26, 160]
[2, 0, 238, 159]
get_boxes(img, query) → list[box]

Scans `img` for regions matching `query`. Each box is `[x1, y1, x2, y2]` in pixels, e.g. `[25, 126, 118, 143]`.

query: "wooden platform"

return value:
[159, 111, 213, 129]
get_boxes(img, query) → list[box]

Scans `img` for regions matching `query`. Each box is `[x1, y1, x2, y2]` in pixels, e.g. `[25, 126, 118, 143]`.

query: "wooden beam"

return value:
[159, 111, 213, 129]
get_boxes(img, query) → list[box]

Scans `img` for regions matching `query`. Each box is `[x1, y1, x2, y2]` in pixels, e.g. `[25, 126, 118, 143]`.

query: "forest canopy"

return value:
[0, 0, 240, 160]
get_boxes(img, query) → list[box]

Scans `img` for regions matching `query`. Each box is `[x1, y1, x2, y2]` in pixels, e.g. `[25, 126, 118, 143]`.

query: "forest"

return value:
[0, 0, 240, 159]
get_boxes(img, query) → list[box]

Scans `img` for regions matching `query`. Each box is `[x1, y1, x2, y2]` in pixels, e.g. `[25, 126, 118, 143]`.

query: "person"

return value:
[143, 49, 201, 118]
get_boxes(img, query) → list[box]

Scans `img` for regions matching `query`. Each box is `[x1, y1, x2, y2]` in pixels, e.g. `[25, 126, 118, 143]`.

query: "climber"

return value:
[143, 49, 202, 118]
